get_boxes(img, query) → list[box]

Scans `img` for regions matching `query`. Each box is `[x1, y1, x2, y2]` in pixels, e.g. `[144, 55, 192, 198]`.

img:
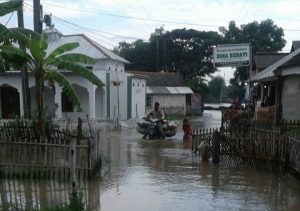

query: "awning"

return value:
[147, 86, 193, 94]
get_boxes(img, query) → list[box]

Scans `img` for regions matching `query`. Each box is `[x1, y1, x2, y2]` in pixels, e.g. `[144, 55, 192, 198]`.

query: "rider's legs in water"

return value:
[156, 125, 165, 139]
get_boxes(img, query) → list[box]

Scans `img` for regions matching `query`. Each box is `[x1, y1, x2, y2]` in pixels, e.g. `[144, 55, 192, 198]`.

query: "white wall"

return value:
[131, 78, 146, 118]
[109, 71, 128, 120]
[146, 94, 186, 115]
[95, 87, 104, 118]
[281, 75, 300, 120]
[105, 60, 125, 72]
[0, 59, 132, 120]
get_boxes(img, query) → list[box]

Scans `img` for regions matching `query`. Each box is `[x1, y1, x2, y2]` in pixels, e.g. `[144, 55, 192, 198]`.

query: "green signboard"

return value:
[213, 44, 251, 67]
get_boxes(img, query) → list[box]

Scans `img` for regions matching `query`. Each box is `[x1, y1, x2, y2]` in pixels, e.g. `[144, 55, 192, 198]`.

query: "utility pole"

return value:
[18, 1, 31, 118]
[163, 39, 166, 70]
[33, 0, 42, 33]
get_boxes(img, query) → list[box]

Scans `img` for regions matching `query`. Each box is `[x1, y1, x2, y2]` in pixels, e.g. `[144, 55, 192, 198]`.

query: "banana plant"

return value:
[1, 32, 103, 141]
[0, 0, 23, 72]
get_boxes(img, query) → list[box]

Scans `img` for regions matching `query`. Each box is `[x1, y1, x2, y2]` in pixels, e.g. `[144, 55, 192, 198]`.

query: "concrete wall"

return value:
[131, 78, 146, 118]
[281, 75, 300, 120]
[145, 94, 186, 116]
[109, 71, 128, 120]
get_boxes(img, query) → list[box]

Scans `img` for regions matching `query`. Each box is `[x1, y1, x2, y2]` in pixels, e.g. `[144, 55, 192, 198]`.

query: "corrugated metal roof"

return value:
[253, 53, 288, 71]
[46, 34, 129, 63]
[250, 47, 300, 82]
[147, 86, 193, 94]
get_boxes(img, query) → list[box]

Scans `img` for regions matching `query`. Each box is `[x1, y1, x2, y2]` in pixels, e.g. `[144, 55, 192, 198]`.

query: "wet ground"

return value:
[1, 110, 300, 210]
[97, 110, 300, 211]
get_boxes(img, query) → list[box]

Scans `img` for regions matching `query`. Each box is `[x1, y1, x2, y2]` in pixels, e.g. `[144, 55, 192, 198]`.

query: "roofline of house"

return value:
[58, 34, 130, 64]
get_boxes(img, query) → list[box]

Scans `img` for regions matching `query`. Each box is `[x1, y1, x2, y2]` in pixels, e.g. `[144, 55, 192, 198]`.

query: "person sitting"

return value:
[143, 102, 165, 139]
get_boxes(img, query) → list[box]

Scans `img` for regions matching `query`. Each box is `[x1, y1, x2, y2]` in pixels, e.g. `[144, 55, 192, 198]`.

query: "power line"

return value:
[4, 11, 14, 26]
[34, 1, 300, 32]
[23, 1, 144, 41]
[53, 16, 144, 41]
[40, 2, 222, 28]
[23, 4, 117, 48]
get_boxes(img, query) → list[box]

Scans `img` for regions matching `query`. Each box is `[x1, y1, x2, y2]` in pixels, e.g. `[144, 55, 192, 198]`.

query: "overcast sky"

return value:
[1, 0, 300, 83]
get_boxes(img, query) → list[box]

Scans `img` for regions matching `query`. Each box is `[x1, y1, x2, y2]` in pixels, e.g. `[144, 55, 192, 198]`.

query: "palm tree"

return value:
[1, 32, 103, 141]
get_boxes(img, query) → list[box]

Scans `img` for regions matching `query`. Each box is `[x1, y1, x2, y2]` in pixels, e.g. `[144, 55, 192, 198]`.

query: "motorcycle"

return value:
[137, 117, 178, 140]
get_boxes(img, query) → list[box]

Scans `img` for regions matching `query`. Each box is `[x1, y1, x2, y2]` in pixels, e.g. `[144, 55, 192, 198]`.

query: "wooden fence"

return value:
[286, 136, 300, 174]
[0, 120, 101, 180]
[0, 178, 100, 210]
[192, 121, 300, 174]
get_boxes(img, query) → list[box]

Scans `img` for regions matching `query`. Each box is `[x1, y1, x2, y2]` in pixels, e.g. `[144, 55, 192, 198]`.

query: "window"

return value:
[138, 83, 139, 87]
[109, 67, 111, 70]
[62, 92, 74, 112]
[146, 95, 152, 108]
[133, 83, 135, 87]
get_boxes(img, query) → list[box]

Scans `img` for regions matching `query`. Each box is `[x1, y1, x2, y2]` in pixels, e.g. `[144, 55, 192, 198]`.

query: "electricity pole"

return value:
[33, 0, 42, 33]
[18, 1, 31, 118]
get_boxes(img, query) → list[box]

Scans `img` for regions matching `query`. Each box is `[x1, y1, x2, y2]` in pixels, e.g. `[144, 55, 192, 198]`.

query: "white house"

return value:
[129, 72, 194, 116]
[0, 27, 146, 120]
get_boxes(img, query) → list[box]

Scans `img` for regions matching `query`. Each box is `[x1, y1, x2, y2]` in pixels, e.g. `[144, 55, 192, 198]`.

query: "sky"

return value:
[1, 0, 300, 84]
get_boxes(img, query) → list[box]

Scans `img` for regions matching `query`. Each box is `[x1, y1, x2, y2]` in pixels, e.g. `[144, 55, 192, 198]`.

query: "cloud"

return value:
[20, 0, 299, 51]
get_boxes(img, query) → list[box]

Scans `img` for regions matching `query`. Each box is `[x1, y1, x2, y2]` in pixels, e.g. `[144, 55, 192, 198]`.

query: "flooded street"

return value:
[1, 111, 300, 210]
[98, 110, 300, 211]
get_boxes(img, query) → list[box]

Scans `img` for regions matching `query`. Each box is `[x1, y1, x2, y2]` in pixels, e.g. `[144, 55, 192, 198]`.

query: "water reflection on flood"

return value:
[99, 111, 300, 211]
[1, 111, 300, 210]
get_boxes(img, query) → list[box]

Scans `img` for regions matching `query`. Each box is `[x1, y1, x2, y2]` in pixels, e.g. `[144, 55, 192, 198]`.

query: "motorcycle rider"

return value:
[143, 101, 166, 139]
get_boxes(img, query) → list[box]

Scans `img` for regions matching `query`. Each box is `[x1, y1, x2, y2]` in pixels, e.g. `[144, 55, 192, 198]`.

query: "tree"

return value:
[219, 19, 286, 100]
[1, 32, 103, 141]
[207, 76, 226, 103]
[116, 28, 224, 93]
[115, 40, 154, 70]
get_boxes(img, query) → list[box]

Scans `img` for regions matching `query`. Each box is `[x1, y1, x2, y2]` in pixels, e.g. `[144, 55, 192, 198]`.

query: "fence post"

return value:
[70, 118, 82, 194]
[212, 130, 220, 165]
[70, 136, 77, 194]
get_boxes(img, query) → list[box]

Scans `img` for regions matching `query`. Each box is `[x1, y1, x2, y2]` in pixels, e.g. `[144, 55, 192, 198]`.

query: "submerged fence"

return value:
[0, 178, 100, 210]
[192, 120, 300, 175]
[0, 119, 101, 180]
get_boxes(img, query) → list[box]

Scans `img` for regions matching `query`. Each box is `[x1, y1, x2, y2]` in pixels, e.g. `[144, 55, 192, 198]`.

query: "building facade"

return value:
[249, 41, 300, 121]
[0, 28, 146, 120]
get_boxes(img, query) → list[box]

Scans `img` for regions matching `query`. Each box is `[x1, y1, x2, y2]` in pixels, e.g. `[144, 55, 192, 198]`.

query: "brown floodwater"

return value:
[1, 110, 300, 210]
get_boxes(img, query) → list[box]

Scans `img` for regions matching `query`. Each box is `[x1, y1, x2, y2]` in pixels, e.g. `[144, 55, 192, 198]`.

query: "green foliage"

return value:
[115, 28, 224, 92]
[0, 0, 22, 17]
[206, 76, 225, 103]
[116, 20, 286, 100]
[220, 19, 286, 100]
[46, 71, 82, 111]
[68, 192, 85, 211]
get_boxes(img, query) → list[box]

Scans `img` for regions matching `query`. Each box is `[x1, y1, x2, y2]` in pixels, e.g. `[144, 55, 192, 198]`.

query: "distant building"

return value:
[0, 27, 146, 120]
[249, 41, 300, 121]
[129, 72, 194, 116]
